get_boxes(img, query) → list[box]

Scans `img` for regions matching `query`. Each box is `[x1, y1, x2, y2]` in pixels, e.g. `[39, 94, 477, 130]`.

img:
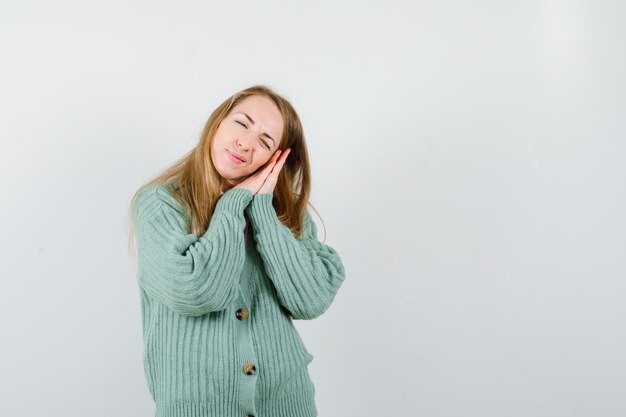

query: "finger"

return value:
[256, 150, 284, 181]
[268, 151, 281, 168]
[275, 148, 290, 168]
[267, 153, 288, 180]
[258, 155, 279, 178]
[261, 150, 279, 168]
[272, 151, 282, 165]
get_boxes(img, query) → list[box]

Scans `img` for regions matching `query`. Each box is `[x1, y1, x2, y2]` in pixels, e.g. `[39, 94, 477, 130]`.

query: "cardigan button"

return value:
[235, 307, 249, 320]
[243, 363, 256, 375]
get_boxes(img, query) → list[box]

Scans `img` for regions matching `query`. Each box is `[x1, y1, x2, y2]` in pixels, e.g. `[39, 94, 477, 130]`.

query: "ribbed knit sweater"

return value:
[132, 183, 346, 417]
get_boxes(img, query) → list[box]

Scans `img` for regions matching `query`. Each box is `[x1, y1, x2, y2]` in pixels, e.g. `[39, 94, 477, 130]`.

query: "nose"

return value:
[237, 136, 250, 150]
[237, 130, 256, 150]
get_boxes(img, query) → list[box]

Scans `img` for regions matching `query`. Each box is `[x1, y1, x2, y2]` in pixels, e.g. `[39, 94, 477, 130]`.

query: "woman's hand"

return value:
[257, 148, 291, 195]
[234, 148, 291, 196]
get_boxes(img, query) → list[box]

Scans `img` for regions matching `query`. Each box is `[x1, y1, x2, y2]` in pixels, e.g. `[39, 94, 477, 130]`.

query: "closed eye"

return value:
[235, 120, 271, 150]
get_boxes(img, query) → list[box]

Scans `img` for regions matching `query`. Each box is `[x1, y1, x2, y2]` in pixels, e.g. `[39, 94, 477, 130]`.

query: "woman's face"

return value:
[211, 95, 284, 189]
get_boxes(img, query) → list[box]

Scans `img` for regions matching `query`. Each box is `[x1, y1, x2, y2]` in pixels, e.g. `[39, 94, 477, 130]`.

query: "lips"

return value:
[228, 149, 245, 163]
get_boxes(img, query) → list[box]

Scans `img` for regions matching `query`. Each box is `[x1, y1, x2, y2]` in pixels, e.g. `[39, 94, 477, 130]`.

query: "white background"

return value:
[1, 1, 625, 416]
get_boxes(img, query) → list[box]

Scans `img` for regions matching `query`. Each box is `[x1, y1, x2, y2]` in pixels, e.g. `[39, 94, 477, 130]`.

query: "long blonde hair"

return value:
[127, 84, 325, 257]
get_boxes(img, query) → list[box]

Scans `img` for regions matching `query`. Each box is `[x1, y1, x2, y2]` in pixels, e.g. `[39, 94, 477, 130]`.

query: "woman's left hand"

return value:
[257, 148, 291, 195]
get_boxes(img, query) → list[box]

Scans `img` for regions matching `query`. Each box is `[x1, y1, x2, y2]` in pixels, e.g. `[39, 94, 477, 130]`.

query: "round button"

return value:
[235, 308, 249, 320]
[243, 363, 256, 375]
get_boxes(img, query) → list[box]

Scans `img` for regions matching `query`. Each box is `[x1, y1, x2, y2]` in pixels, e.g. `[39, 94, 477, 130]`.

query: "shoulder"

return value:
[133, 183, 186, 224]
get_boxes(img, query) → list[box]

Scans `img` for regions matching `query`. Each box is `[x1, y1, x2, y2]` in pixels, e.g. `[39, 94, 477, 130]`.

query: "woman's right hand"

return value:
[233, 149, 282, 195]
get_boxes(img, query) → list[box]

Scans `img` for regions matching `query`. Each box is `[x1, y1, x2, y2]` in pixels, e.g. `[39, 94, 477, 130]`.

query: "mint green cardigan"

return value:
[132, 184, 346, 417]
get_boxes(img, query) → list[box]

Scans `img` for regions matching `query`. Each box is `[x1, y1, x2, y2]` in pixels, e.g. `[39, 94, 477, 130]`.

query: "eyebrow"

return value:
[236, 112, 276, 144]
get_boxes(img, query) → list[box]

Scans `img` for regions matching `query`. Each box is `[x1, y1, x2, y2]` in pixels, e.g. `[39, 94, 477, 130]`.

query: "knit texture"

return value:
[132, 184, 346, 417]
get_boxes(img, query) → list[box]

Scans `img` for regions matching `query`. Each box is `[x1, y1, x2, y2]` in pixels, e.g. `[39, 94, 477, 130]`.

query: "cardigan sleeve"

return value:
[245, 193, 346, 320]
[133, 185, 253, 316]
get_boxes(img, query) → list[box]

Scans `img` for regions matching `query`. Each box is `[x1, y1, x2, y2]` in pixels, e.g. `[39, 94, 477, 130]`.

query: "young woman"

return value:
[128, 85, 346, 417]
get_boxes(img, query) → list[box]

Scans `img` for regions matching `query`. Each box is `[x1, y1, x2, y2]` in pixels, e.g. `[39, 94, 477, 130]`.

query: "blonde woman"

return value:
[128, 85, 346, 417]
